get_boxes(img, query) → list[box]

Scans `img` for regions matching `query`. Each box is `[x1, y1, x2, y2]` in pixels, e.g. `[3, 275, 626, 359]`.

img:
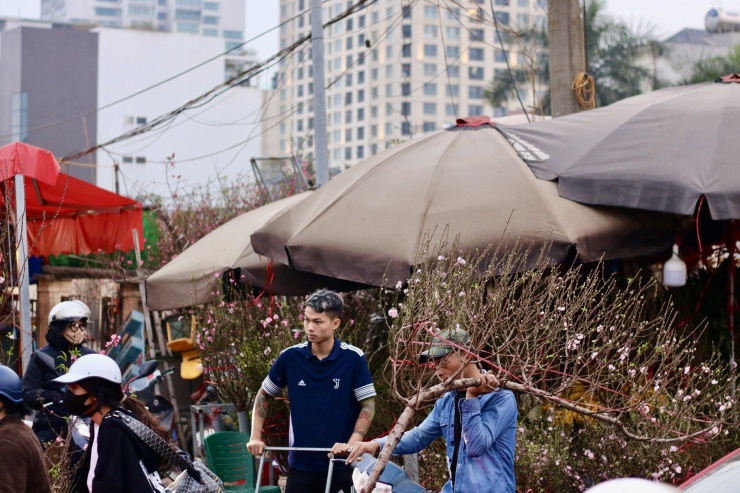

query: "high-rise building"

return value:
[40, 0, 246, 49]
[263, 0, 545, 170]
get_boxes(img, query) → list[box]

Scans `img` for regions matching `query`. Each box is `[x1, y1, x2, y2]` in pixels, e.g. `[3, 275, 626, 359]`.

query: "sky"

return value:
[1, 1, 739, 59]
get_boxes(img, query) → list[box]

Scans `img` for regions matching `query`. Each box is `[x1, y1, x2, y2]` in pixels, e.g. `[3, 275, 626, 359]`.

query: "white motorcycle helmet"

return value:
[49, 300, 91, 325]
[53, 354, 122, 385]
[585, 478, 679, 493]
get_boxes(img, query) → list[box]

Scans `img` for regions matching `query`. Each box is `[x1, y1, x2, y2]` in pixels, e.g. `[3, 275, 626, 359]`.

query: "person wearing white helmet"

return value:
[21, 300, 97, 444]
[53, 353, 172, 493]
[0, 364, 52, 493]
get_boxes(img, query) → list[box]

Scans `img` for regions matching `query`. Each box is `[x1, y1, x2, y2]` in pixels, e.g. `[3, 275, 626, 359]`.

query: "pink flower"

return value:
[388, 308, 398, 318]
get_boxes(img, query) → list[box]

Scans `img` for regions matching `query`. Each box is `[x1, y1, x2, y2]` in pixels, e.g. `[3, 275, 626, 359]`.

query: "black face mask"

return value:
[62, 389, 94, 416]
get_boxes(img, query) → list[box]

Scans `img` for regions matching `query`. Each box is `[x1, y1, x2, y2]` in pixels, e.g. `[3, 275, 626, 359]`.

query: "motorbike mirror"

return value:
[137, 360, 158, 378]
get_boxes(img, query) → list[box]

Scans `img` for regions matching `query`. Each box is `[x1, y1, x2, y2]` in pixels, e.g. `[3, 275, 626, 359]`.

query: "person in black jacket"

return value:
[0, 364, 52, 493]
[21, 300, 96, 444]
[53, 354, 173, 493]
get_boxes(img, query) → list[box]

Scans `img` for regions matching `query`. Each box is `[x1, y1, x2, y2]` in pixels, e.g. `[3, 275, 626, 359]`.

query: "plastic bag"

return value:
[352, 468, 393, 493]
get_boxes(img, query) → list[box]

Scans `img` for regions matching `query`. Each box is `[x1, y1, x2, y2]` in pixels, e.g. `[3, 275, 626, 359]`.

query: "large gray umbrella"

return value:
[145, 192, 368, 310]
[496, 76, 740, 219]
[251, 118, 678, 288]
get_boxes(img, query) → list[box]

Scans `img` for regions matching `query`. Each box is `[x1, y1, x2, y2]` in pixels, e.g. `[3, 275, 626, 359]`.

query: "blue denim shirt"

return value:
[377, 389, 517, 493]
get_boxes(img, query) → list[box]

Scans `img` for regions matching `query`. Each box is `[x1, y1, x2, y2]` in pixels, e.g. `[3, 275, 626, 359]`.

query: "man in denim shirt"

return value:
[347, 328, 517, 493]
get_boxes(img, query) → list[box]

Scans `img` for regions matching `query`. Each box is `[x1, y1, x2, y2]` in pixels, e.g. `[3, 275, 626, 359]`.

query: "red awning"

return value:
[1, 172, 143, 256]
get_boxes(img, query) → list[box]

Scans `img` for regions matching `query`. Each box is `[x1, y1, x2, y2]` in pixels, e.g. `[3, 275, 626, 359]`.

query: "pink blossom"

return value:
[388, 308, 398, 318]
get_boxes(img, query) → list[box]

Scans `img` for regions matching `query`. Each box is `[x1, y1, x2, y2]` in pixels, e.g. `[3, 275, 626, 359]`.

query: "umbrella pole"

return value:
[14, 174, 33, 374]
[729, 220, 737, 392]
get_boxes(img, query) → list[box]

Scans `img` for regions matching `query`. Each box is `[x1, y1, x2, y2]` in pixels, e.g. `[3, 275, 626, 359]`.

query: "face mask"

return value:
[62, 389, 94, 416]
[62, 322, 86, 346]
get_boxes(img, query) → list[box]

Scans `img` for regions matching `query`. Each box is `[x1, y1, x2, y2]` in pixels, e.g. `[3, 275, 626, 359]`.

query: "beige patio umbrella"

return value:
[251, 117, 679, 288]
[145, 192, 369, 310]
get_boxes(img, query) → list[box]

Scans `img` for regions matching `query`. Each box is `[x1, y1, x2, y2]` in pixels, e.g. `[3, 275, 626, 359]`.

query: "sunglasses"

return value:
[65, 321, 87, 333]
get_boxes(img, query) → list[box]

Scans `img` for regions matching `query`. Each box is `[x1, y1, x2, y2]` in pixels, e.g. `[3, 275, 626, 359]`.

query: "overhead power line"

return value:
[62, 0, 375, 163]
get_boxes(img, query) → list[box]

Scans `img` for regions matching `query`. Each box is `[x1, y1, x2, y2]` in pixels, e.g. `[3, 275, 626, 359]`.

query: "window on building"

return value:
[358, 71, 365, 84]
[401, 102, 411, 117]
[402, 24, 412, 38]
[358, 89, 365, 102]
[344, 147, 352, 160]
[423, 63, 437, 77]
[385, 122, 393, 135]
[423, 25, 438, 39]
[386, 65, 393, 77]
[333, 130, 341, 142]
[177, 23, 199, 32]
[468, 67, 484, 80]
[136, 156, 147, 164]
[345, 128, 353, 142]
[203, 28, 218, 36]
[386, 84, 393, 97]
[371, 87, 378, 98]
[424, 5, 437, 19]
[345, 91, 352, 104]
[11, 92, 28, 142]
[359, 15, 365, 27]
[495, 0, 509, 4]
[308, 117, 314, 130]
[204, 2, 218, 10]
[469, 28, 484, 41]
[95, 7, 121, 16]
[346, 36, 353, 50]
[371, 67, 378, 81]
[448, 66, 460, 78]
[423, 44, 437, 56]
[401, 44, 412, 57]
[423, 121, 437, 132]
[401, 4, 411, 19]
[401, 122, 412, 135]
[223, 30, 242, 40]
[401, 82, 411, 96]
[346, 110, 352, 123]
[386, 103, 393, 116]
[423, 102, 437, 115]
[447, 7, 460, 19]
[469, 47, 484, 61]
[358, 108, 365, 121]
[445, 26, 460, 39]
[136, 116, 147, 125]
[122, 156, 133, 164]
[446, 45, 460, 58]
[203, 15, 218, 24]
[468, 105, 483, 116]
[175, 9, 200, 21]
[423, 83, 437, 96]
[496, 12, 510, 25]
[346, 18, 353, 30]
[333, 148, 341, 160]
[371, 106, 378, 118]
[371, 125, 378, 137]
[495, 49, 508, 62]
[297, 119, 304, 131]
[446, 84, 459, 97]
[356, 126, 364, 140]
[446, 103, 458, 116]
[469, 86, 484, 99]
[357, 145, 364, 159]
[346, 73, 353, 86]
[297, 85, 304, 97]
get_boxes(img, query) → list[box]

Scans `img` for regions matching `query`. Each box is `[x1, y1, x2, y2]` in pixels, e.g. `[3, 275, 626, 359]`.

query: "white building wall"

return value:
[95, 27, 262, 199]
[263, 0, 544, 170]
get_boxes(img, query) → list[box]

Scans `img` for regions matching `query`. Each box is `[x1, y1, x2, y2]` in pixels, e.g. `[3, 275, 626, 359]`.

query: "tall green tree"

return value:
[486, 0, 661, 115]
[680, 44, 740, 85]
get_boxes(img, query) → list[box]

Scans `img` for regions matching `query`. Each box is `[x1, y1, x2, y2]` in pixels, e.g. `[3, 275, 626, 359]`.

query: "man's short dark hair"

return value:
[305, 289, 344, 319]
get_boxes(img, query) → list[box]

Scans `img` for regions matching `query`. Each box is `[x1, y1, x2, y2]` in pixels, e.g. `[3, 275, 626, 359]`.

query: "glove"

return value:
[41, 390, 63, 406]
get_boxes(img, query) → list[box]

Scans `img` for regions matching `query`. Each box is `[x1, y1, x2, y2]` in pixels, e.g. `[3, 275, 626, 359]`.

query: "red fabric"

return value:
[718, 73, 740, 83]
[0, 142, 60, 185]
[456, 116, 492, 127]
[1, 172, 142, 256]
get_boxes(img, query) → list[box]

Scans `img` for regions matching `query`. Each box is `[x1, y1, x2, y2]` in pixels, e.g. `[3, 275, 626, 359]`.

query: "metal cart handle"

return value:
[255, 446, 338, 493]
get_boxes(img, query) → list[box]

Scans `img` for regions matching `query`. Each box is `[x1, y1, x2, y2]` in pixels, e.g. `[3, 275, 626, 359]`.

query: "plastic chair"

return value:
[203, 431, 281, 493]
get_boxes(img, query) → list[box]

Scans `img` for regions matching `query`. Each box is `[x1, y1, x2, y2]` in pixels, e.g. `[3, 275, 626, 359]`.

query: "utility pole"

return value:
[311, 0, 329, 186]
[548, 0, 587, 117]
[310, 0, 329, 186]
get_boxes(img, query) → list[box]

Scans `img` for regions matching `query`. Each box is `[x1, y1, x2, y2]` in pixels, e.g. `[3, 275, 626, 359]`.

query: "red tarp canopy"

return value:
[1, 172, 143, 256]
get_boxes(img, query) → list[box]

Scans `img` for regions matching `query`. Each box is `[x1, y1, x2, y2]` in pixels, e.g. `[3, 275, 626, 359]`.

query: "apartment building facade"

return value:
[40, 0, 246, 49]
[264, 0, 544, 170]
